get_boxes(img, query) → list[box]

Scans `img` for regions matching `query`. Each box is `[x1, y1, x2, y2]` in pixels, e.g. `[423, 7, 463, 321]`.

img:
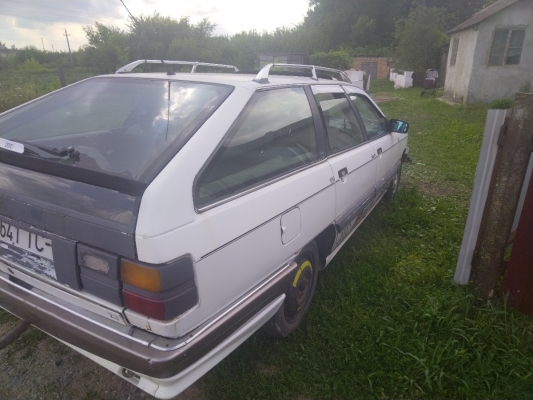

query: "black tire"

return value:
[383, 166, 401, 201]
[262, 242, 319, 338]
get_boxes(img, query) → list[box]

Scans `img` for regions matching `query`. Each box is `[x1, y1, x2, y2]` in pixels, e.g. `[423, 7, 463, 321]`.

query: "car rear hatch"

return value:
[0, 162, 138, 307]
[0, 76, 232, 318]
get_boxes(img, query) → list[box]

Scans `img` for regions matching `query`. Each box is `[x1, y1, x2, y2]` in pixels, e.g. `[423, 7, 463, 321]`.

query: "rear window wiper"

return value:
[12, 141, 80, 160]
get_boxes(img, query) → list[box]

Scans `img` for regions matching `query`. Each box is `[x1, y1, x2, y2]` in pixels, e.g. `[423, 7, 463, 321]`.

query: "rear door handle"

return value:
[338, 168, 348, 179]
[377, 147, 382, 155]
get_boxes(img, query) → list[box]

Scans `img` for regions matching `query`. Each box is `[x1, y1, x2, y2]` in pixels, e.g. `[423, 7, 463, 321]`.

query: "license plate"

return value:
[0, 221, 54, 261]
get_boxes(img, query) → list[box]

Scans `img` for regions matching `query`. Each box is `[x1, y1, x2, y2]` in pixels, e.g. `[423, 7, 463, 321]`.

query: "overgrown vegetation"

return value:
[490, 99, 514, 110]
[196, 80, 532, 399]
[0, 65, 95, 113]
[309, 50, 352, 70]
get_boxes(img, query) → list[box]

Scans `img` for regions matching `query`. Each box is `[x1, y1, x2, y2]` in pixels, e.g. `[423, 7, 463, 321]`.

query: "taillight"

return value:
[120, 257, 198, 321]
[121, 259, 162, 292]
[122, 291, 166, 320]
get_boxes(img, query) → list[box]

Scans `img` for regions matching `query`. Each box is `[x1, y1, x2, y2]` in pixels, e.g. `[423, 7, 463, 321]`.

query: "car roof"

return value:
[97, 72, 367, 93]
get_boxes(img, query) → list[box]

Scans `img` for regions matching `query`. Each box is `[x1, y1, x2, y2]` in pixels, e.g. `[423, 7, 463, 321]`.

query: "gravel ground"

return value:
[0, 311, 204, 400]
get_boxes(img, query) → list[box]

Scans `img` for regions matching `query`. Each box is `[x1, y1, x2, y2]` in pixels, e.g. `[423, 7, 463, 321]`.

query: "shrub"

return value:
[309, 50, 352, 70]
[490, 99, 513, 109]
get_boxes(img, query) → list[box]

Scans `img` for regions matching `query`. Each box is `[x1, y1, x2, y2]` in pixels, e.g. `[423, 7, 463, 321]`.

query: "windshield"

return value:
[0, 77, 232, 180]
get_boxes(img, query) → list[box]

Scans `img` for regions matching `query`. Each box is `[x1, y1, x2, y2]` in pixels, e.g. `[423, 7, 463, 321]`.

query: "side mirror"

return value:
[389, 119, 409, 134]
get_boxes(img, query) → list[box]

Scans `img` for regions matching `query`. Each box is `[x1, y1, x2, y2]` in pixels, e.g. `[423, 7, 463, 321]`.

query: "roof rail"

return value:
[253, 63, 351, 84]
[116, 60, 239, 74]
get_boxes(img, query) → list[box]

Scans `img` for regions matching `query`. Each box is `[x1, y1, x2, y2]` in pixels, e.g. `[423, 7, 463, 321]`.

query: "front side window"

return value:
[488, 29, 525, 66]
[313, 88, 365, 154]
[346, 92, 388, 139]
[0, 78, 232, 180]
[195, 87, 317, 208]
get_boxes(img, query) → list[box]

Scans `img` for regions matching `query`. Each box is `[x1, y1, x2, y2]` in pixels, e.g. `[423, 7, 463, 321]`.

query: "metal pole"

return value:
[471, 93, 533, 299]
[64, 29, 73, 65]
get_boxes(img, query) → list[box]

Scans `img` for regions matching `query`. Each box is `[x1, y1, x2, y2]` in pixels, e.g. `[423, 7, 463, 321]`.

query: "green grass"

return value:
[0, 66, 96, 114]
[198, 80, 531, 399]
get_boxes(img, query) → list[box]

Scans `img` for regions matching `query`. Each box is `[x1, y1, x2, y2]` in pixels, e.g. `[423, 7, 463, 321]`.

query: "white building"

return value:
[444, 0, 533, 103]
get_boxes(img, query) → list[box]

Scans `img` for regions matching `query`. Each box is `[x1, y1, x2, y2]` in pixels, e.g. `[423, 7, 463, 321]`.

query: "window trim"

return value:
[193, 85, 323, 212]
[487, 27, 527, 66]
[343, 87, 390, 142]
[311, 85, 368, 157]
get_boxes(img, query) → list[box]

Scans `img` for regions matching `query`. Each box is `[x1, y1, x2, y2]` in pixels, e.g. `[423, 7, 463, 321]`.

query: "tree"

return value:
[127, 13, 216, 61]
[80, 22, 129, 72]
[412, 0, 498, 26]
[394, 6, 450, 71]
[304, 0, 413, 52]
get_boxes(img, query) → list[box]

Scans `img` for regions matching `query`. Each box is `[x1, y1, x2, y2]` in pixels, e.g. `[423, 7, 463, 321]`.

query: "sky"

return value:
[0, 0, 311, 52]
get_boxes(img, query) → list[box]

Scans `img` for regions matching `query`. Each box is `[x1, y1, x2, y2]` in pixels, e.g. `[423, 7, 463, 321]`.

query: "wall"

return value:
[351, 57, 392, 79]
[467, 0, 533, 103]
[444, 29, 478, 103]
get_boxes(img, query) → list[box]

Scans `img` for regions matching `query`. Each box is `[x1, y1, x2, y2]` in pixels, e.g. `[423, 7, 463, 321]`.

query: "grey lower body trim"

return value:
[0, 260, 298, 379]
[336, 187, 376, 232]
[376, 160, 402, 195]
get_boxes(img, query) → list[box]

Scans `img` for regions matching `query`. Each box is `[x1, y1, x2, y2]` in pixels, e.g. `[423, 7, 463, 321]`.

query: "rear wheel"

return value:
[263, 242, 319, 338]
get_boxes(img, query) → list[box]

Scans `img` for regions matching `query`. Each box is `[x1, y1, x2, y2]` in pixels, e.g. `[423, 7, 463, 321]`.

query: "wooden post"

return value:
[57, 67, 66, 88]
[471, 93, 533, 299]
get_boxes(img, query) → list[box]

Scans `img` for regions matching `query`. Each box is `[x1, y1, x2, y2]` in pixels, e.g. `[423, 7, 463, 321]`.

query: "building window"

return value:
[488, 29, 526, 66]
[450, 38, 459, 66]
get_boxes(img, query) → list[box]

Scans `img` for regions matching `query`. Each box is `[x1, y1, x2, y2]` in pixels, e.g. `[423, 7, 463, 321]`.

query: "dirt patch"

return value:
[0, 313, 204, 400]
[256, 362, 277, 377]
[372, 96, 400, 104]
[417, 181, 454, 198]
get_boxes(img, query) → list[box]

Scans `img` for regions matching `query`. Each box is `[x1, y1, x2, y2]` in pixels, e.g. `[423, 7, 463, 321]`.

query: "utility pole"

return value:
[41, 38, 45, 51]
[64, 29, 73, 65]
[51, 44, 54, 52]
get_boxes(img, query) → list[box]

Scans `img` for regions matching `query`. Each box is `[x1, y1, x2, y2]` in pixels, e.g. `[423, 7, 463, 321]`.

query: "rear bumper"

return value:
[0, 261, 297, 379]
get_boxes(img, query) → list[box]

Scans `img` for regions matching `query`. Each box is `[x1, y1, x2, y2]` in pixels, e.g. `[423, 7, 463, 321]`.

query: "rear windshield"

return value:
[0, 77, 232, 180]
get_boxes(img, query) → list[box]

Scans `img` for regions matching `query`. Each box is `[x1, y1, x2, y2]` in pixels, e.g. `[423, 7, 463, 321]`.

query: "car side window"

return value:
[195, 87, 318, 208]
[313, 91, 365, 154]
[347, 93, 388, 139]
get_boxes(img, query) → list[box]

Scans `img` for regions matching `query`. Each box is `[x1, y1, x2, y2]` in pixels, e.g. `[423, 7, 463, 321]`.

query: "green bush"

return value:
[490, 99, 513, 109]
[309, 50, 352, 70]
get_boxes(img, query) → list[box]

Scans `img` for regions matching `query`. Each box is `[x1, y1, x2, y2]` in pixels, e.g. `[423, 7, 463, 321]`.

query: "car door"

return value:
[345, 88, 400, 198]
[311, 85, 376, 242]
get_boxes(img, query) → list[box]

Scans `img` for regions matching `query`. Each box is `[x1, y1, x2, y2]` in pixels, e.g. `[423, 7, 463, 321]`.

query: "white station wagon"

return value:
[0, 61, 408, 398]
